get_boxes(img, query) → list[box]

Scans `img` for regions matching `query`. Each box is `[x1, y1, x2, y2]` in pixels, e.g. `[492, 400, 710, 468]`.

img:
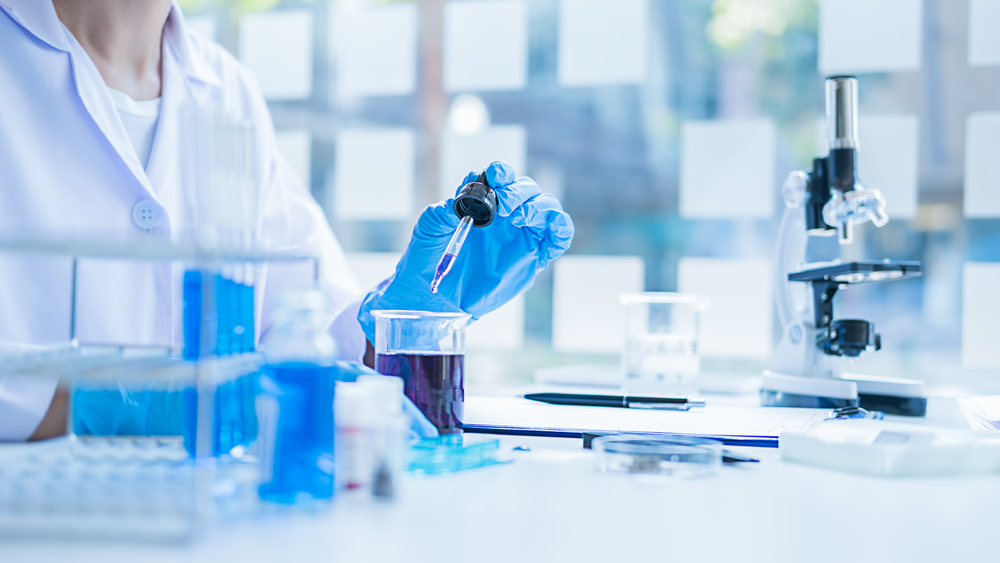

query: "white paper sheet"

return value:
[818, 0, 922, 75]
[964, 112, 1000, 218]
[274, 130, 312, 191]
[962, 262, 1000, 368]
[185, 15, 216, 42]
[679, 119, 775, 219]
[333, 128, 415, 220]
[333, 3, 417, 98]
[959, 395, 1000, 430]
[969, 0, 1000, 67]
[239, 10, 313, 101]
[558, 0, 648, 86]
[467, 294, 525, 351]
[440, 126, 526, 199]
[346, 252, 402, 291]
[463, 396, 826, 439]
[444, 0, 528, 92]
[552, 255, 645, 354]
[678, 257, 772, 360]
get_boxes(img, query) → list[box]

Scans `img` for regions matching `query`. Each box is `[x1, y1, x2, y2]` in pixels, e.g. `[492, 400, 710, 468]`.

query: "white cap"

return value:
[357, 375, 403, 418]
[335, 381, 378, 427]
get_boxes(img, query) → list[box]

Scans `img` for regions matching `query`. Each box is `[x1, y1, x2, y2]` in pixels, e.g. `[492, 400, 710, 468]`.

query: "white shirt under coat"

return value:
[0, 0, 367, 440]
[107, 87, 161, 171]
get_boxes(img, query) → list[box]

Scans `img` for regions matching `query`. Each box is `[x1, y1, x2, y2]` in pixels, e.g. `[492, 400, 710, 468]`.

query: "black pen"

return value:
[524, 392, 706, 411]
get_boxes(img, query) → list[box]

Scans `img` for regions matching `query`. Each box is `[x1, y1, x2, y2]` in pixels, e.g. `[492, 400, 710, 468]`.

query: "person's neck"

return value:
[52, 0, 173, 101]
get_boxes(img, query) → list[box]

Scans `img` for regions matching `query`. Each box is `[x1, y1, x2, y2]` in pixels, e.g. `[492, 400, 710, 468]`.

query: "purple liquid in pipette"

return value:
[429, 216, 474, 294]
[429, 253, 456, 293]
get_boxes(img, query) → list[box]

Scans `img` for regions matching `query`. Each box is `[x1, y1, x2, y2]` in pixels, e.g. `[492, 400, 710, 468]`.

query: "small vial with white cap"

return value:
[334, 382, 377, 491]
[357, 375, 410, 500]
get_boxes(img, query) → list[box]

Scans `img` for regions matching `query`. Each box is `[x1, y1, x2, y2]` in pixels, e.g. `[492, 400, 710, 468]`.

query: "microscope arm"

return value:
[774, 206, 809, 330]
[774, 169, 815, 332]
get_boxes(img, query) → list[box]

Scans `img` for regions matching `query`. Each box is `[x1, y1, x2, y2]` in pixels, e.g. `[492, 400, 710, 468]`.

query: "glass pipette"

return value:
[430, 215, 474, 293]
[429, 171, 498, 294]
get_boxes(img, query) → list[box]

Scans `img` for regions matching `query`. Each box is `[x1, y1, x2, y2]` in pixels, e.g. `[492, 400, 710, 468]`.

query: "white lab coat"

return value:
[0, 1, 367, 440]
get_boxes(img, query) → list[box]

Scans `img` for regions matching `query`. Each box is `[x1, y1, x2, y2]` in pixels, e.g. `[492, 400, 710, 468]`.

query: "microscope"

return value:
[760, 76, 927, 417]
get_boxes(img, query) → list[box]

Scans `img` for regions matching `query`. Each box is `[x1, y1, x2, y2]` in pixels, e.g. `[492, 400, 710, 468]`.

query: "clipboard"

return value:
[461, 396, 828, 448]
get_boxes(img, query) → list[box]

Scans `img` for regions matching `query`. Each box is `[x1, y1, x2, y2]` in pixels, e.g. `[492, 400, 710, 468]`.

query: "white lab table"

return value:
[2, 393, 998, 563]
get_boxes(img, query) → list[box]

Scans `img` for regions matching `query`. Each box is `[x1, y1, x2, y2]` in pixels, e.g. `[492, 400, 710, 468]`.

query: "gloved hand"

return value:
[358, 161, 574, 343]
[72, 378, 191, 438]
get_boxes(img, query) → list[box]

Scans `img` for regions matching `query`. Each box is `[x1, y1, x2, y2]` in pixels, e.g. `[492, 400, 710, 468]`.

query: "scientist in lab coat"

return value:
[0, 0, 574, 441]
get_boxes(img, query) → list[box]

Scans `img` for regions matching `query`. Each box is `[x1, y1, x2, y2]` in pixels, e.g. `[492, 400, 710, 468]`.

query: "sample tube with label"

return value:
[334, 382, 376, 491]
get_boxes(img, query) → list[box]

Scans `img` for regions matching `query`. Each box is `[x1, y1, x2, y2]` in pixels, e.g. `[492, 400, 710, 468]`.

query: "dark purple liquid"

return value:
[375, 353, 464, 434]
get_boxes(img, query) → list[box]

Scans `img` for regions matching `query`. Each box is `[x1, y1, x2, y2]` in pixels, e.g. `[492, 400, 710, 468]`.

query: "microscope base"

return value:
[760, 371, 858, 409]
[760, 371, 928, 416]
[840, 373, 927, 417]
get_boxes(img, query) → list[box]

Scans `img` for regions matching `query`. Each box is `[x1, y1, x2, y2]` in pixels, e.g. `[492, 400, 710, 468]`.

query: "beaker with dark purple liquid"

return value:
[375, 353, 464, 434]
[372, 311, 471, 435]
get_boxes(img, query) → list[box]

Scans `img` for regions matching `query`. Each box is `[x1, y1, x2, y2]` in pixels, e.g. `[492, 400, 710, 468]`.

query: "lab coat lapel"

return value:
[144, 41, 185, 219]
[0, 0, 70, 51]
[2, 0, 156, 199]
[62, 34, 158, 199]
[146, 4, 223, 239]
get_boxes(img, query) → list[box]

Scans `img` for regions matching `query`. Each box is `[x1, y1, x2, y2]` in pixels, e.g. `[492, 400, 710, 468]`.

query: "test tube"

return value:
[428, 172, 498, 294]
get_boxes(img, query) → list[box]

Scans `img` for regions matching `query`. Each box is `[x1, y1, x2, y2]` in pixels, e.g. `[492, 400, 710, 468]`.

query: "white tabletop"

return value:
[3, 394, 998, 563]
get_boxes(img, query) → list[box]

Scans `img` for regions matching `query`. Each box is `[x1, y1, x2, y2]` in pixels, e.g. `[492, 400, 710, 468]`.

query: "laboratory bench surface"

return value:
[3, 394, 998, 563]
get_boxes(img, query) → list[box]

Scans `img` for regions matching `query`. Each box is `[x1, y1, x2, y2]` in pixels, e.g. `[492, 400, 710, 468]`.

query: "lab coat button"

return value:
[131, 199, 163, 230]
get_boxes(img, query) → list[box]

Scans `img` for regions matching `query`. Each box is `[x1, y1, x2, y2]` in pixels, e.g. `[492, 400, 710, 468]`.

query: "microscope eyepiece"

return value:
[820, 76, 890, 244]
[826, 76, 858, 151]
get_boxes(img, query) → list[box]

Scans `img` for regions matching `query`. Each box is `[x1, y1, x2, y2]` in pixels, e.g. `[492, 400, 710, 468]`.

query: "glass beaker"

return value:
[372, 311, 471, 435]
[620, 293, 707, 397]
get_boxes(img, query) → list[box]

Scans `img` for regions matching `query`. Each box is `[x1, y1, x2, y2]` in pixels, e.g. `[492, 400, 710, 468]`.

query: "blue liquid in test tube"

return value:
[430, 215, 474, 294]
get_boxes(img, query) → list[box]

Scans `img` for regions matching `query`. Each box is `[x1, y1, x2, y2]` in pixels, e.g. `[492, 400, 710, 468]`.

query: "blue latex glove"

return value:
[358, 161, 574, 342]
[72, 386, 153, 436]
[72, 379, 192, 437]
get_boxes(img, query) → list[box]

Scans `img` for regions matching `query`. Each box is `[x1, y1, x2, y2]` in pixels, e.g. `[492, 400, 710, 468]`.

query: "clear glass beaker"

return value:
[620, 293, 707, 397]
[372, 311, 471, 435]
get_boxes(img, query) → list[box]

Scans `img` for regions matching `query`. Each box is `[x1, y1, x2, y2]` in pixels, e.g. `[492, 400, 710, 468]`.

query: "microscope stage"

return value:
[788, 261, 921, 285]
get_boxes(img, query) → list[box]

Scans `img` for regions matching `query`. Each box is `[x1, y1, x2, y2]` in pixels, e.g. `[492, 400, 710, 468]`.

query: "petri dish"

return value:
[592, 435, 722, 479]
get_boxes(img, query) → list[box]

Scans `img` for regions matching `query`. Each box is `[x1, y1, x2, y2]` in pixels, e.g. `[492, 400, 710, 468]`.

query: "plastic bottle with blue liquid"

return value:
[256, 291, 340, 504]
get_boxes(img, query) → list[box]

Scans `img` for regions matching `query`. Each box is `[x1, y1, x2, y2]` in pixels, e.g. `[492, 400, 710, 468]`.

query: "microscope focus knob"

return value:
[783, 171, 809, 208]
[817, 319, 880, 358]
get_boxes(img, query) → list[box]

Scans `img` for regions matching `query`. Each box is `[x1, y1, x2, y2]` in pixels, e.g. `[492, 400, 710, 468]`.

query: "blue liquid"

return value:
[183, 270, 256, 358]
[430, 252, 456, 293]
[257, 362, 338, 504]
[180, 268, 260, 456]
[239, 282, 255, 353]
[182, 271, 203, 360]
